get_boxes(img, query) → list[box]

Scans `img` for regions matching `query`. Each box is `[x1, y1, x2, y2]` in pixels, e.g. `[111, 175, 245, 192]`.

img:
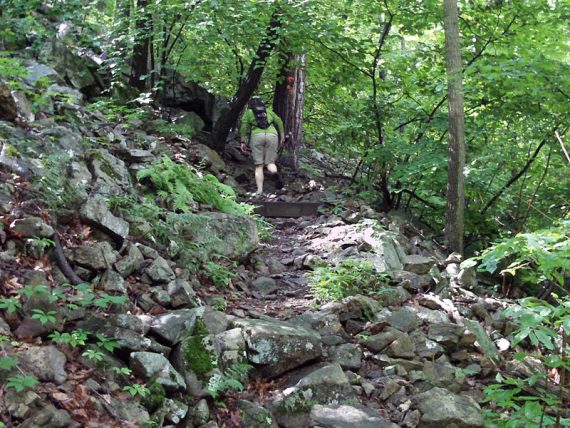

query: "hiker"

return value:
[240, 96, 284, 197]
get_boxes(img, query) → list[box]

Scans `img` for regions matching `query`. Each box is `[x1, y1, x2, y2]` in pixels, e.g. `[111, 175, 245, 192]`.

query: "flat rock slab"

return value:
[310, 404, 399, 428]
[417, 387, 484, 428]
[254, 201, 322, 218]
[232, 318, 323, 378]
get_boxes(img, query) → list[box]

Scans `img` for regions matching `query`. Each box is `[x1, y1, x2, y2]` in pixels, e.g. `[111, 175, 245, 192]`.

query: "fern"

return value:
[137, 156, 253, 216]
[206, 362, 252, 400]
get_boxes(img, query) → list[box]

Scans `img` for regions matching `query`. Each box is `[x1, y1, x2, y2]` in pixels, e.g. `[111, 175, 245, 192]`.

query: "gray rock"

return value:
[403, 255, 434, 275]
[150, 308, 202, 345]
[146, 256, 176, 283]
[376, 286, 411, 307]
[393, 270, 434, 292]
[329, 343, 362, 370]
[47, 84, 83, 107]
[158, 398, 188, 425]
[25, 64, 63, 85]
[415, 307, 449, 324]
[428, 323, 465, 349]
[80, 196, 129, 240]
[151, 288, 171, 306]
[309, 404, 399, 428]
[18, 346, 67, 384]
[403, 409, 421, 428]
[212, 328, 247, 370]
[192, 142, 225, 172]
[129, 351, 186, 392]
[167, 278, 198, 308]
[271, 363, 357, 428]
[386, 335, 416, 359]
[113, 398, 150, 422]
[463, 319, 500, 364]
[266, 257, 286, 274]
[458, 266, 478, 289]
[115, 243, 144, 277]
[0, 317, 11, 335]
[237, 399, 278, 428]
[202, 308, 229, 335]
[4, 389, 41, 419]
[98, 269, 127, 294]
[89, 149, 130, 196]
[417, 387, 483, 428]
[361, 327, 402, 353]
[387, 307, 419, 333]
[192, 398, 210, 426]
[422, 361, 462, 392]
[113, 327, 171, 354]
[10, 217, 54, 238]
[251, 276, 278, 295]
[20, 404, 71, 428]
[66, 241, 117, 271]
[412, 333, 445, 359]
[233, 318, 323, 378]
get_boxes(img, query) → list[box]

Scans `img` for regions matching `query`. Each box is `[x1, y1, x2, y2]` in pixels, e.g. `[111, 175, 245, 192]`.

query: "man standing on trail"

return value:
[240, 96, 284, 197]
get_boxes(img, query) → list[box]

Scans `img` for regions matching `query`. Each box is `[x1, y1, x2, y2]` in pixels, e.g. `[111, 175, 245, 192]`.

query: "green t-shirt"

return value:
[240, 108, 284, 142]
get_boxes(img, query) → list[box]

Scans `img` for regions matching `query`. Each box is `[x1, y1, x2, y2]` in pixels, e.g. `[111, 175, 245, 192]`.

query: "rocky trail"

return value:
[0, 54, 514, 428]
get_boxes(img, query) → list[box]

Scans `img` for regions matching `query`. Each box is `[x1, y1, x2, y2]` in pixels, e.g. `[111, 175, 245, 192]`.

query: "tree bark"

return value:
[273, 53, 306, 171]
[130, 0, 151, 91]
[210, 8, 282, 152]
[443, 0, 466, 254]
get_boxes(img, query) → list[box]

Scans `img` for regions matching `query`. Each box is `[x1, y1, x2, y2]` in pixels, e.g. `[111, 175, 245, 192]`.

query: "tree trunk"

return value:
[273, 53, 306, 171]
[443, 0, 466, 254]
[130, 0, 151, 91]
[210, 9, 282, 152]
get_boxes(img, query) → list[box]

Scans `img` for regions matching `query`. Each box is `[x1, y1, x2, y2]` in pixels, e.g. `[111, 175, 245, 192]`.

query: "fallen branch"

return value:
[555, 131, 570, 164]
[52, 234, 83, 285]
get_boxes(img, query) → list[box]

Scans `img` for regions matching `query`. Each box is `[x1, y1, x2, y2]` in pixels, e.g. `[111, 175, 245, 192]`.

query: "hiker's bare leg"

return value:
[267, 163, 277, 174]
[255, 164, 264, 195]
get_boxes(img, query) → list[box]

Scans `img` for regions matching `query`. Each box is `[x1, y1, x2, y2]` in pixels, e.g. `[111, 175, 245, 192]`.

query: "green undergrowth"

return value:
[482, 297, 570, 427]
[137, 156, 252, 216]
[309, 259, 391, 301]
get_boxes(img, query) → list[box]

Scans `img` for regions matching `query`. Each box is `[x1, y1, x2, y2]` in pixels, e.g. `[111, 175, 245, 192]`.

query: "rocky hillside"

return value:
[0, 33, 543, 428]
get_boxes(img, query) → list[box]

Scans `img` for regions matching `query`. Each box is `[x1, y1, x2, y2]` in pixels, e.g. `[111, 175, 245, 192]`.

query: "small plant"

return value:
[19, 284, 50, 299]
[206, 362, 252, 400]
[0, 356, 19, 371]
[82, 349, 104, 362]
[309, 259, 387, 301]
[30, 309, 57, 325]
[481, 297, 570, 427]
[113, 367, 132, 376]
[123, 383, 149, 397]
[5, 375, 39, 392]
[210, 296, 228, 312]
[0, 297, 22, 313]
[49, 329, 89, 347]
[204, 261, 235, 288]
[28, 237, 55, 252]
[96, 333, 121, 352]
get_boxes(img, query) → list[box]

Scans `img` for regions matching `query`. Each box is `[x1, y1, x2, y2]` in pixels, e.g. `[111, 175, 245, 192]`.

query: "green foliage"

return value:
[137, 156, 253, 216]
[309, 259, 388, 301]
[141, 382, 166, 413]
[5, 375, 38, 392]
[206, 362, 252, 400]
[49, 329, 89, 348]
[95, 333, 120, 353]
[0, 357, 19, 372]
[0, 297, 22, 313]
[474, 222, 569, 293]
[183, 334, 214, 379]
[123, 383, 150, 398]
[113, 367, 132, 376]
[204, 261, 235, 288]
[81, 349, 104, 362]
[30, 309, 57, 325]
[482, 297, 570, 427]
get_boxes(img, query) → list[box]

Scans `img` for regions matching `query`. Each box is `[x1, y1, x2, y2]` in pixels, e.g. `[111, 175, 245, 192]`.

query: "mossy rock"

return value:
[141, 382, 166, 413]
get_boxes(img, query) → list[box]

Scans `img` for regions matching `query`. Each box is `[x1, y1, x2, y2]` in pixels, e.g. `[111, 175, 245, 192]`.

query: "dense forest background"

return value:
[3, 0, 569, 254]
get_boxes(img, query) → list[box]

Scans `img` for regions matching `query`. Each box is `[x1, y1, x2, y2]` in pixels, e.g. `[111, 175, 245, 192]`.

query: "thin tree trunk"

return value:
[130, 0, 151, 91]
[273, 53, 306, 171]
[443, 0, 466, 254]
[210, 9, 282, 151]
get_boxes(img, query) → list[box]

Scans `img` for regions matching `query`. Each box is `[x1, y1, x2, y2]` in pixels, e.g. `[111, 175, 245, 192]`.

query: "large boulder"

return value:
[309, 404, 399, 428]
[17, 346, 67, 384]
[232, 318, 324, 378]
[129, 352, 186, 392]
[80, 195, 129, 241]
[88, 149, 131, 196]
[149, 308, 203, 345]
[177, 212, 258, 260]
[271, 363, 357, 428]
[417, 387, 484, 428]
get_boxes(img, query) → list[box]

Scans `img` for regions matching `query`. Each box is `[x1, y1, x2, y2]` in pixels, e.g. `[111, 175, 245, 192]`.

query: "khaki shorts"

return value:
[250, 132, 278, 165]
